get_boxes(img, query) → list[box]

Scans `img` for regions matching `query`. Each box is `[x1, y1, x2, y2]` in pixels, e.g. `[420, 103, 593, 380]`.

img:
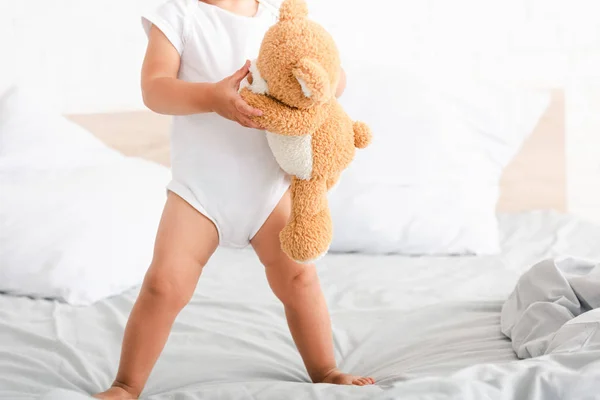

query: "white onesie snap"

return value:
[142, 0, 289, 247]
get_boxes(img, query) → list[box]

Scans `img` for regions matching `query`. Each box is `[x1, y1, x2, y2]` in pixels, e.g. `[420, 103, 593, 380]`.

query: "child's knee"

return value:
[270, 264, 319, 305]
[289, 266, 318, 291]
[142, 266, 199, 310]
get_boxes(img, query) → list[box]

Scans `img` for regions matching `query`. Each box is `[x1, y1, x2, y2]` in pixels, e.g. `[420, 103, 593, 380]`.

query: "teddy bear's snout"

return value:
[248, 60, 269, 95]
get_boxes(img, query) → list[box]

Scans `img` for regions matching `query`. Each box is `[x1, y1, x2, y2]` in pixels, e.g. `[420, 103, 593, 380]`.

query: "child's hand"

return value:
[212, 60, 263, 129]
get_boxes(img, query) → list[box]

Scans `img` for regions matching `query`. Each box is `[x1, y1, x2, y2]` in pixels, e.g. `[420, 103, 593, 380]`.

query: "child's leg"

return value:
[251, 192, 374, 386]
[94, 192, 219, 399]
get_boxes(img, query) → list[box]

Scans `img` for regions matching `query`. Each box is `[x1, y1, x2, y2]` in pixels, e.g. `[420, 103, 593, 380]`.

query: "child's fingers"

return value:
[237, 115, 260, 129]
[231, 60, 251, 84]
[235, 98, 263, 117]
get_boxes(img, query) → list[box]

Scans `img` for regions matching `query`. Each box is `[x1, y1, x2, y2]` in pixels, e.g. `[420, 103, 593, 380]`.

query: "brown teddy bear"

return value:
[240, 0, 371, 263]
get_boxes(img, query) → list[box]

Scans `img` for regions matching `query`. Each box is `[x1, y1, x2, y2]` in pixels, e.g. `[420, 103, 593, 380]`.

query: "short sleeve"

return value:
[141, 0, 189, 55]
[258, 0, 283, 17]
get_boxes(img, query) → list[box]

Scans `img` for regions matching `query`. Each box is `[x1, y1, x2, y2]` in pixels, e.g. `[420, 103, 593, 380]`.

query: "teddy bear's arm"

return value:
[240, 88, 326, 136]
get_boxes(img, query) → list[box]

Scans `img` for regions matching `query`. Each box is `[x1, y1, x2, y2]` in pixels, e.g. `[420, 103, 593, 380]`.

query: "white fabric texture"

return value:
[0, 85, 170, 305]
[371, 351, 600, 400]
[501, 257, 600, 359]
[363, 256, 600, 400]
[328, 64, 550, 255]
[2, 212, 600, 399]
[141, 0, 289, 248]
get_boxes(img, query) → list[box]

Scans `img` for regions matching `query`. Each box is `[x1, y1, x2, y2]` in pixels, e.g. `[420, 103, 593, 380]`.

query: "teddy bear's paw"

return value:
[353, 121, 372, 149]
[282, 238, 329, 264]
[296, 247, 330, 264]
[280, 214, 332, 264]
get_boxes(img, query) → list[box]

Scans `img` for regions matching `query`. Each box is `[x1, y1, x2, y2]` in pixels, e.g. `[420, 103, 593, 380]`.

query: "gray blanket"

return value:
[373, 257, 600, 400]
[501, 257, 600, 358]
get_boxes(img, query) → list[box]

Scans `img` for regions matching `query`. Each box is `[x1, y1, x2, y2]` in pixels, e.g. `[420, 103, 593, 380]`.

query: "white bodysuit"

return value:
[142, 0, 289, 247]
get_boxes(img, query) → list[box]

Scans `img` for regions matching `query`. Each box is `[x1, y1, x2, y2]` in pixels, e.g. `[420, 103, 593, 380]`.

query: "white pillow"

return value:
[329, 65, 550, 255]
[0, 86, 170, 305]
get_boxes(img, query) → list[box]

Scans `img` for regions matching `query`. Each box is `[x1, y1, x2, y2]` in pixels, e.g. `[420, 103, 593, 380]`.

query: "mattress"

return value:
[2, 211, 600, 400]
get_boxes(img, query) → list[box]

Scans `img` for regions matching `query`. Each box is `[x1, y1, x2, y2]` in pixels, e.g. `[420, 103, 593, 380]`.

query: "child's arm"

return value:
[141, 26, 262, 128]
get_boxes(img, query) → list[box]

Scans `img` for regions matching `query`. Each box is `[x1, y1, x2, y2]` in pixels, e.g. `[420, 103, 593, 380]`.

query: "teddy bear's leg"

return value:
[326, 173, 341, 191]
[280, 176, 332, 263]
[353, 121, 372, 149]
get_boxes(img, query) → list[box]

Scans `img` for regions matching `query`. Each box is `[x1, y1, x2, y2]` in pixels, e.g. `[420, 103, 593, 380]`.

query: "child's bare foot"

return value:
[320, 368, 375, 386]
[92, 386, 137, 400]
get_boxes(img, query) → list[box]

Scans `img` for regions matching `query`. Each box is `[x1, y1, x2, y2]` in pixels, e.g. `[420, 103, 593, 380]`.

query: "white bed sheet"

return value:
[2, 211, 600, 400]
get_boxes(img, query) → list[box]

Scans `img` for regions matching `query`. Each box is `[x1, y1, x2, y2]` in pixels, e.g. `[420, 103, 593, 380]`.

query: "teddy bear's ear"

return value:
[279, 0, 308, 21]
[293, 58, 331, 103]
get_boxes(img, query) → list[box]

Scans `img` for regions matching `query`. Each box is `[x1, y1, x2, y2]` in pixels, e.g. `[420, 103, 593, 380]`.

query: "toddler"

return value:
[94, 0, 373, 398]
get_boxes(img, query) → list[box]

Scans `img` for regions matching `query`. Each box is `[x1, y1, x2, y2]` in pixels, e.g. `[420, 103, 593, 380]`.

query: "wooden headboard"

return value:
[67, 89, 566, 213]
[498, 90, 565, 212]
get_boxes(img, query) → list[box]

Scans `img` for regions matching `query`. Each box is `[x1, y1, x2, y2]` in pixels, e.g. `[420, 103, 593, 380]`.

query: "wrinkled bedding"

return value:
[374, 256, 600, 400]
[2, 211, 600, 400]
[502, 257, 600, 358]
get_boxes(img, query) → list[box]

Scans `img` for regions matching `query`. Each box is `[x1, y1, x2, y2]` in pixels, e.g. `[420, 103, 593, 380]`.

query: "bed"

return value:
[3, 90, 600, 400]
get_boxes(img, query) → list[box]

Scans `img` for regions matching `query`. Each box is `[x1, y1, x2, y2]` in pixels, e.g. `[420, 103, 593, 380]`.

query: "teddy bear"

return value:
[240, 0, 371, 263]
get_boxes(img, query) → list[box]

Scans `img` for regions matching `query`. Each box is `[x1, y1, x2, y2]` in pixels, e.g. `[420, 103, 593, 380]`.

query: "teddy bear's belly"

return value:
[266, 132, 313, 180]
